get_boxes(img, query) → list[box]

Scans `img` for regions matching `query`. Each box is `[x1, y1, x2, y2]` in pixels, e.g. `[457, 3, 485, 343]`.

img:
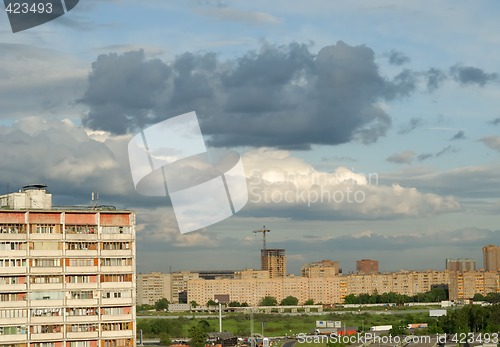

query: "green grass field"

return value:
[138, 310, 434, 339]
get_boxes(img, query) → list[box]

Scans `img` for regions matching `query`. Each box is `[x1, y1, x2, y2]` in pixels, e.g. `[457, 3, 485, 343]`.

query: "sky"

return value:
[0, 0, 499, 274]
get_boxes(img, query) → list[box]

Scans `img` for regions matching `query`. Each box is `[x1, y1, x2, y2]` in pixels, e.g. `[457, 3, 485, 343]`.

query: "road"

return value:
[282, 340, 296, 347]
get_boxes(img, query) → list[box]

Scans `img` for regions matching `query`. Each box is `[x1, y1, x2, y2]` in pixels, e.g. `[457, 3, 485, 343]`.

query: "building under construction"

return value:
[261, 249, 286, 278]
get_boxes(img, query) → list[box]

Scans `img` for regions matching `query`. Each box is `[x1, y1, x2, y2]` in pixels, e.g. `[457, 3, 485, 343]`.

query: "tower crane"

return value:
[253, 226, 270, 250]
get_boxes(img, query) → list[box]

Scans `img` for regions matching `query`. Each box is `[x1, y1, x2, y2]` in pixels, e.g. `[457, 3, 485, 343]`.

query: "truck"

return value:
[314, 328, 337, 336]
[407, 323, 428, 329]
[370, 325, 392, 332]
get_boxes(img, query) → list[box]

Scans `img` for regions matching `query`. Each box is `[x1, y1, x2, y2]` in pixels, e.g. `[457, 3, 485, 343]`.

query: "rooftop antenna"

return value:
[91, 192, 100, 208]
[253, 226, 270, 250]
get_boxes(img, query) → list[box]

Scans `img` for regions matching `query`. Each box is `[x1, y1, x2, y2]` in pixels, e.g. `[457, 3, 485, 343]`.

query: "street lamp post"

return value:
[215, 299, 222, 332]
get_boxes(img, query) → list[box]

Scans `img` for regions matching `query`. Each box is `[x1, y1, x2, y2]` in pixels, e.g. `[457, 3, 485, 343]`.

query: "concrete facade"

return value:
[483, 244, 500, 272]
[0, 187, 136, 347]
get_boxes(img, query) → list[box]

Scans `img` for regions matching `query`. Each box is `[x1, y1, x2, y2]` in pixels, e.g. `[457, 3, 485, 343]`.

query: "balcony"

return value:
[0, 284, 26, 292]
[101, 329, 134, 338]
[100, 265, 133, 273]
[30, 283, 63, 291]
[65, 266, 98, 274]
[66, 282, 98, 290]
[30, 267, 63, 274]
[29, 233, 63, 240]
[66, 331, 98, 339]
[30, 332, 64, 341]
[29, 299, 64, 308]
[101, 297, 132, 306]
[65, 250, 98, 257]
[100, 249, 132, 257]
[100, 234, 133, 241]
[0, 300, 27, 308]
[29, 250, 63, 258]
[101, 314, 132, 321]
[0, 250, 27, 257]
[66, 315, 99, 323]
[66, 298, 98, 306]
[0, 267, 27, 275]
[30, 315, 64, 324]
[0, 317, 27, 325]
[65, 233, 98, 240]
[0, 233, 26, 240]
[101, 281, 132, 289]
[0, 334, 27, 343]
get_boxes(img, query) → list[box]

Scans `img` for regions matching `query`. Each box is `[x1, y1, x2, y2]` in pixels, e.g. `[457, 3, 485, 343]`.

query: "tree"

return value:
[229, 301, 241, 307]
[207, 299, 217, 306]
[259, 296, 278, 306]
[188, 325, 207, 347]
[389, 324, 406, 336]
[304, 299, 315, 305]
[472, 293, 486, 302]
[190, 300, 198, 308]
[198, 319, 211, 332]
[159, 333, 172, 346]
[155, 298, 169, 311]
[280, 296, 299, 306]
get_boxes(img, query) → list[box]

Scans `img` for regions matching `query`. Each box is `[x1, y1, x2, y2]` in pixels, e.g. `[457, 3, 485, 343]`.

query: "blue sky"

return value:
[0, 1, 499, 274]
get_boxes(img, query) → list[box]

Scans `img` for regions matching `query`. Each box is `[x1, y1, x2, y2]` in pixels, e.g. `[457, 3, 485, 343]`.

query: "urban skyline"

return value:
[1, 1, 500, 274]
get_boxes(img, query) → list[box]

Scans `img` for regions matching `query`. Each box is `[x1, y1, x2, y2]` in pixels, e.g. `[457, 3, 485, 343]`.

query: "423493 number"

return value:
[5, 2, 53, 14]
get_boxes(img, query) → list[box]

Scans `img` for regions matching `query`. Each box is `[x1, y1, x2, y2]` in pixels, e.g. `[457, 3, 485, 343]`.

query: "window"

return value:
[65, 225, 96, 234]
[0, 242, 27, 251]
[102, 242, 130, 250]
[31, 325, 62, 333]
[30, 308, 62, 317]
[66, 307, 98, 316]
[32, 259, 61, 267]
[31, 276, 62, 284]
[0, 224, 26, 234]
[69, 291, 94, 300]
[67, 323, 97, 332]
[66, 242, 97, 251]
[101, 226, 130, 234]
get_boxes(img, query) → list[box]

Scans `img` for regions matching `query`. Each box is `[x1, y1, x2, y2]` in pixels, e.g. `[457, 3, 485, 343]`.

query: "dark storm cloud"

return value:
[489, 117, 500, 126]
[387, 50, 410, 66]
[450, 64, 498, 86]
[425, 68, 447, 91]
[80, 41, 420, 149]
[450, 130, 465, 140]
[398, 117, 423, 134]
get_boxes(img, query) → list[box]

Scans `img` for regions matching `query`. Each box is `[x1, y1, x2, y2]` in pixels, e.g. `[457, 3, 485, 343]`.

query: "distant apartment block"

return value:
[0, 185, 136, 347]
[261, 249, 286, 278]
[356, 259, 379, 274]
[187, 269, 451, 306]
[449, 271, 500, 300]
[483, 244, 500, 272]
[301, 260, 339, 278]
[137, 272, 171, 306]
[446, 258, 476, 272]
[170, 271, 199, 304]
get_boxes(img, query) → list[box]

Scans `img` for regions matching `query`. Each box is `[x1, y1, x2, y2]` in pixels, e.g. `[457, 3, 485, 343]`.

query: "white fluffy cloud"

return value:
[242, 148, 460, 219]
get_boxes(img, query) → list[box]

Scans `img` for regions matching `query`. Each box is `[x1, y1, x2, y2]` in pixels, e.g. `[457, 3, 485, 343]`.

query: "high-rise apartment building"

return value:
[301, 260, 339, 278]
[0, 185, 136, 347]
[170, 271, 199, 304]
[445, 258, 476, 272]
[261, 249, 286, 278]
[137, 272, 171, 306]
[356, 259, 379, 274]
[449, 271, 500, 300]
[483, 244, 500, 272]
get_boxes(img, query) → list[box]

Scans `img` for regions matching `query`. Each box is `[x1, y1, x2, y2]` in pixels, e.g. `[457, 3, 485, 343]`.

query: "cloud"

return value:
[489, 117, 500, 126]
[387, 50, 410, 66]
[398, 117, 423, 134]
[80, 42, 421, 149]
[450, 130, 465, 140]
[0, 43, 87, 120]
[480, 136, 500, 152]
[435, 145, 457, 157]
[425, 68, 447, 91]
[450, 64, 498, 86]
[242, 148, 460, 220]
[386, 150, 416, 164]
[417, 153, 433, 161]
